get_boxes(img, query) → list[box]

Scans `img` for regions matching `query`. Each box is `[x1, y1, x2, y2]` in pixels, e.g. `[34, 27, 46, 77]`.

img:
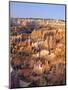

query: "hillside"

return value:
[10, 18, 66, 88]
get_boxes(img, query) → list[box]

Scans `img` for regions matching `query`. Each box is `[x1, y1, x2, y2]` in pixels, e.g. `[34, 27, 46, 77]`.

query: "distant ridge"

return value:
[10, 17, 65, 22]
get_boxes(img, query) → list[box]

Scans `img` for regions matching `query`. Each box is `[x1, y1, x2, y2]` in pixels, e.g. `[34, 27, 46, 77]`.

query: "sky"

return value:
[10, 1, 65, 20]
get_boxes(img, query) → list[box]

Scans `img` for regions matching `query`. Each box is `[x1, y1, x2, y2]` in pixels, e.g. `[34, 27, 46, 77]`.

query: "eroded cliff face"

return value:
[10, 18, 66, 88]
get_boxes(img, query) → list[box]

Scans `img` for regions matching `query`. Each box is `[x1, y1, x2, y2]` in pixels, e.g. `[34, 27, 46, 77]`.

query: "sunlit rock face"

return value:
[33, 64, 43, 75]
[10, 18, 66, 88]
[40, 50, 49, 57]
